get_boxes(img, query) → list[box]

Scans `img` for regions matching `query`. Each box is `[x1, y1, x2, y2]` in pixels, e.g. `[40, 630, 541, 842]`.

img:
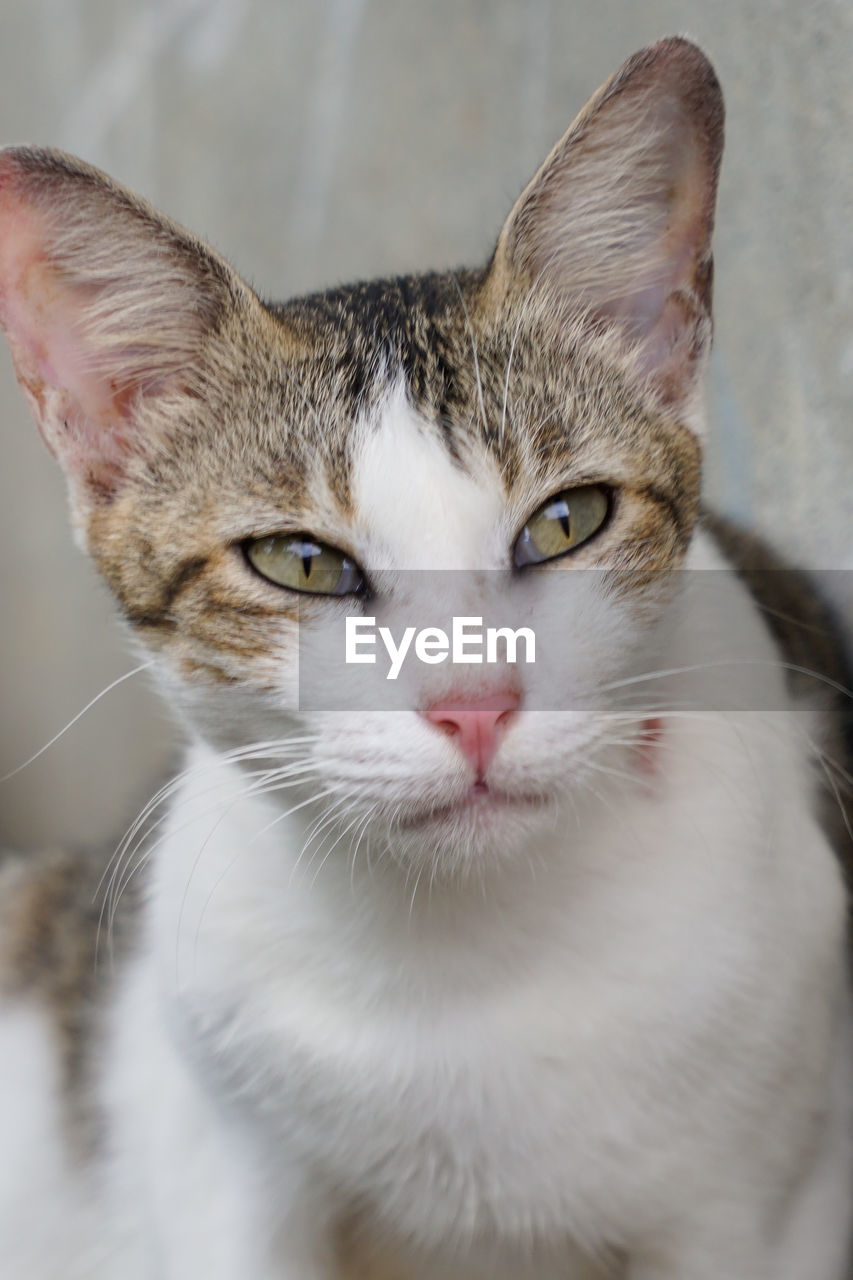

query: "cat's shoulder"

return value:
[0, 840, 143, 1154]
[703, 511, 851, 686]
[703, 510, 853, 878]
[0, 844, 107, 998]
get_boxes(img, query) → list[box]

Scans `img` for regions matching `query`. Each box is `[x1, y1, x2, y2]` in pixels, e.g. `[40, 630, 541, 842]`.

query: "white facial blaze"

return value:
[350, 381, 505, 571]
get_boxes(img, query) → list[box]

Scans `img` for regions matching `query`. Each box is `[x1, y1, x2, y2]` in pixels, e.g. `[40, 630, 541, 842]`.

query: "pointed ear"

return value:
[0, 147, 245, 502]
[492, 37, 724, 423]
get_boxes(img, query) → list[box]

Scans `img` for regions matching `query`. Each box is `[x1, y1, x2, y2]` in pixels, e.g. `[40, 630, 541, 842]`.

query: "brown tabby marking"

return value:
[0, 844, 141, 1154]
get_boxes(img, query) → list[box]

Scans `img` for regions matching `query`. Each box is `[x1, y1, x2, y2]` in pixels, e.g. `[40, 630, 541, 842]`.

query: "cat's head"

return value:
[0, 38, 723, 876]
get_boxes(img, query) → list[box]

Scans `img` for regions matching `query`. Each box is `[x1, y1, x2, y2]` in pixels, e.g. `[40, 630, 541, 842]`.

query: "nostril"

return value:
[421, 690, 522, 776]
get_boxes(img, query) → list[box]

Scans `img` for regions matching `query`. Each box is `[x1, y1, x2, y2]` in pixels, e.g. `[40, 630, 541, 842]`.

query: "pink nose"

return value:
[422, 690, 521, 778]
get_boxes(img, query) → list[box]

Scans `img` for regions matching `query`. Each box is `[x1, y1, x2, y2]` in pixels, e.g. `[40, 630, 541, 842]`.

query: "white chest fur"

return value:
[105, 638, 852, 1278]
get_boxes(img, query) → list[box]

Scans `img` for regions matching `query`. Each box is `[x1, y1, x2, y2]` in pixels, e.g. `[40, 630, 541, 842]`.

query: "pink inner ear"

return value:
[600, 122, 711, 323]
[504, 54, 719, 415]
[0, 210, 120, 421]
[0, 186, 137, 488]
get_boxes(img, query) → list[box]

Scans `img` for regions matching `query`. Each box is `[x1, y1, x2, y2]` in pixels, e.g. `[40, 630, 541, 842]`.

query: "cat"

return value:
[1, 33, 852, 1280]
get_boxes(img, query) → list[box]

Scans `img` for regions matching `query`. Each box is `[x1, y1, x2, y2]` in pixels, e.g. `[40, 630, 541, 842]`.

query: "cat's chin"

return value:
[386, 781, 556, 872]
[399, 782, 547, 831]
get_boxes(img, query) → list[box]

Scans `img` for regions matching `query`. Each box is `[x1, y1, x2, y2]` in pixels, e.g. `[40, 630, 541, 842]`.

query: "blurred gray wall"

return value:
[1, 0, 851, 848]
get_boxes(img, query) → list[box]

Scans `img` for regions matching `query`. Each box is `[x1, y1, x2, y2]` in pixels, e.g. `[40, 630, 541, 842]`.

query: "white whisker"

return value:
[1, 660, 154, 783]
[99, 755, 317, 943]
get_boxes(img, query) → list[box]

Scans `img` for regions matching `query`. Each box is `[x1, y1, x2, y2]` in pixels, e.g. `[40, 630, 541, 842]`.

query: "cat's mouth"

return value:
[399, 782, 546, 829]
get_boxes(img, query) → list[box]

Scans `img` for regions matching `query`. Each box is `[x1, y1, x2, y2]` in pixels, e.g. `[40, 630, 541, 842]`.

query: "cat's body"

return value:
[0, 37, 851, 1280]
[1, 526, 851, 1280]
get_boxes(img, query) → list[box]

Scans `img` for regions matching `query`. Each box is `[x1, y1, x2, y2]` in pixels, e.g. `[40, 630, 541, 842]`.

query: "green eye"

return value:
[246, 535, 364, 596]
[514, 485, 610, 567]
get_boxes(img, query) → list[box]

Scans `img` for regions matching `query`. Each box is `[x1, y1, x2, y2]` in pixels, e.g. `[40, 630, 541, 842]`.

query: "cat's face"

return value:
[0, 38, 722, 874]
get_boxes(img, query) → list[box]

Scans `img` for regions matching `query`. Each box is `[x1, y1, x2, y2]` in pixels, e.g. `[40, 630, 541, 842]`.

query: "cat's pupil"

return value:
[291, 539, 320, 578]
